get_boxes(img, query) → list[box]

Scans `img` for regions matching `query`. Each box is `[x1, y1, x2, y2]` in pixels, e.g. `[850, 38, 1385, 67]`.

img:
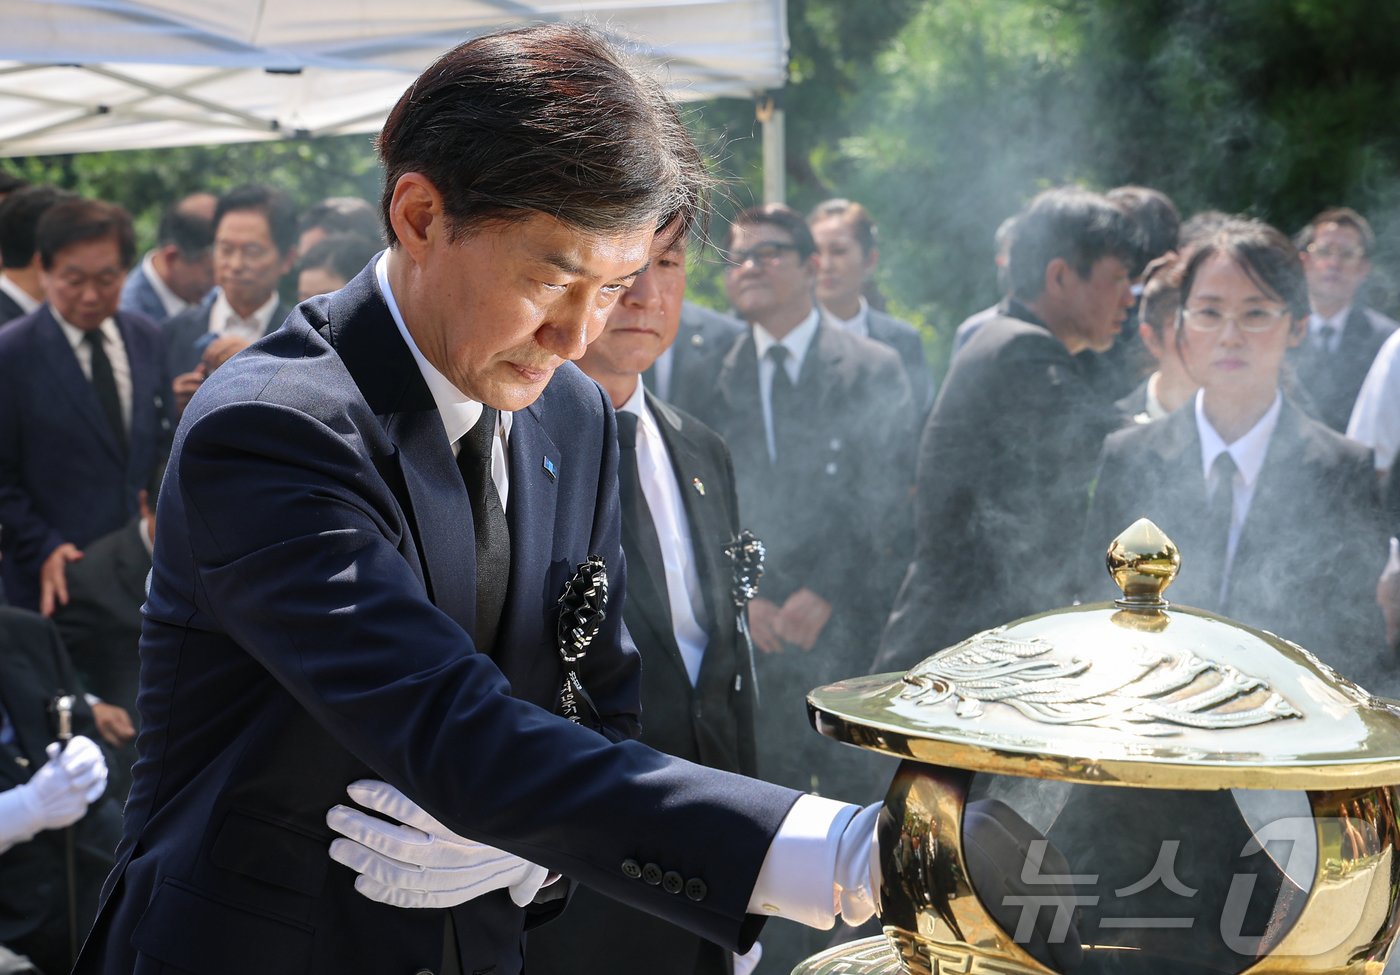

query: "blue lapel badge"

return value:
[692, 476, 705, 496]
[542, 455, 557, 481]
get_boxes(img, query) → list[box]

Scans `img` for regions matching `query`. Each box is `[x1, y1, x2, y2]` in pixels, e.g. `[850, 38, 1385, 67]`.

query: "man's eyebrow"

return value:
[539, 253, 651, 280]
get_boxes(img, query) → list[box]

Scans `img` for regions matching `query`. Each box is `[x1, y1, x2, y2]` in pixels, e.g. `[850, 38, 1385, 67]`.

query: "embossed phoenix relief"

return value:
[898, 630, 1299, 736]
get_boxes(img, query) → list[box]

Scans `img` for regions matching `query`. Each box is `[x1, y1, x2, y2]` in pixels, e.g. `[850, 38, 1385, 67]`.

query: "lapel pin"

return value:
[542, 456, 557, 481]
[690, 334, 705, 346]
[692, 476, 705, 496]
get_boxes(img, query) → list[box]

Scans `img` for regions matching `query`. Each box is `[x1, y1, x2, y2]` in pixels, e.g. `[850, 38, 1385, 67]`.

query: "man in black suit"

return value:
[0, 198, 168, 615]
[0, 187, 71, 328]
[529, 237, 761, 975]
[162, 184, 296, 417]
[1290, 206, 1397, 432]
[877, 187, 1138, 672]
[0, 607, 120, 975]
[646, 300, 744, 412]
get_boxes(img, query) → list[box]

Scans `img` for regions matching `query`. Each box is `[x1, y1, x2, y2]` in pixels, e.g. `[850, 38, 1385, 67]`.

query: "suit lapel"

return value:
[119, 312, 156, 466]
[499, 404, 559, 651]
[36, 308, 125, 464]
[1231, 402, 1303, 579]
[714, 331, 767, 462]
[325, 266, 477, 634]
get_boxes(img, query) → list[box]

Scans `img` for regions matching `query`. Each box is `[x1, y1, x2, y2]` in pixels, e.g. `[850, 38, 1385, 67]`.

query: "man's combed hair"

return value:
[1007, 187, 1143, 301]
[37, 198, 136, 271]
[376, 24, 710, 246]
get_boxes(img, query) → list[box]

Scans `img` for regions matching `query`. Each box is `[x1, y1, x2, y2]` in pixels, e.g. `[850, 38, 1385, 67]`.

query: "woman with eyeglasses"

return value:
[1082, 217, 1391, 689]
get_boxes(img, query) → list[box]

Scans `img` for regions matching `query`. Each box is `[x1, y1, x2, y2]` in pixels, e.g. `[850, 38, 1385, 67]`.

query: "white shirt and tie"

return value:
[1307, 306, 1350, 355]
[751, 309, 819, 463]
[374, 252, 866, 930]
[53, 312, 134, 434]
[208, 289, 282, 344]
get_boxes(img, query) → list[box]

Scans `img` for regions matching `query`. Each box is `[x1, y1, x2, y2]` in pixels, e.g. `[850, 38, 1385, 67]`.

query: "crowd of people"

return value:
[0, 157, 1398, 974]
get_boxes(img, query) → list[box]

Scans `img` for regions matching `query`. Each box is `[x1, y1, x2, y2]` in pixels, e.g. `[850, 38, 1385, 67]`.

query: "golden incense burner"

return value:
[800, 519, 1400, 974]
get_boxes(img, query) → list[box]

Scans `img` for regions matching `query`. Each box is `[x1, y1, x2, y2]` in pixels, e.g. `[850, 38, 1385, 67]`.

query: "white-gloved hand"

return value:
[733, 940, 763, 975]
[327, 779, 550, 909]
[832, 802, 882, 926]
[0, 736, 107, 850]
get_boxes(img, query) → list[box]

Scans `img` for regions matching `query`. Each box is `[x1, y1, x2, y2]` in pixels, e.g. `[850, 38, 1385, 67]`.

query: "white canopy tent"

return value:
[0, 0, 788, 198]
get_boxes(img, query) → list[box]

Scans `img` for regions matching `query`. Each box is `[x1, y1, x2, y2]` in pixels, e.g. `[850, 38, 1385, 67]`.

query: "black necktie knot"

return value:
[616, 410, 639, 449]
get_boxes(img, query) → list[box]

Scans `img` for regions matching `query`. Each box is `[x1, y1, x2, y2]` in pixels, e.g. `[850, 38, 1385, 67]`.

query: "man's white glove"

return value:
[0, 736, 107, 851]
[326, 779, 550, 909]
[834, 802, 881, 925]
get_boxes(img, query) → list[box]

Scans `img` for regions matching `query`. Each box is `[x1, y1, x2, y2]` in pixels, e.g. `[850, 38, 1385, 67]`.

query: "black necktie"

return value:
[766, 345, 797, 462]
[85, 330, 126, 450]
[457, 408, 510, 652]
[616, 412, 672, 624]
[1317, 322, 1337, 355]
[1203, 451, 1238, 606]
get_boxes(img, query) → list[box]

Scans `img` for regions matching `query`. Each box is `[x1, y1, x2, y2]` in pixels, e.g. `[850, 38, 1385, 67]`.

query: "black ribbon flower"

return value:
[556, 556, 608, 727]
[723, 530, 765, 608]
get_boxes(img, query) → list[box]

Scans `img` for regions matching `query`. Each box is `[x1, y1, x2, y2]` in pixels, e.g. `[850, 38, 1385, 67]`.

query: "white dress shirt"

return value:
[141, 251, 192, 320]
[53, 311, 133, 433]
[1195, 390, 1283, 601]
[825, 296, 869, 339]
[1307, 306, 1350, 354]
[1349, 325, 1400, 470]
[0, 274, 39, 318]
[376, 253, 861, 928]
[752, 309, 820, 463]
[617, 381, 709, 685]
[209, 289, 282, 343]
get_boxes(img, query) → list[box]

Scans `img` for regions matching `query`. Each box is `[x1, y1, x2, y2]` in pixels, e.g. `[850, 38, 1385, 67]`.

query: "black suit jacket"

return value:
[693, 317, 915, 672]
[161, 294, 294, 382]
[0, 306, 168, 610]
[654, 302, 745, 416]
[75, 263, 799, 975]
[1082, 398, 1390, 690]
[529, 393, 758, 975]
[0, 608, 122, 972]
[878, 305, 1122, 672]
[866, 309, 934, 419]
[1289, 305, 1398, 432]
[0, 290, 24, 328]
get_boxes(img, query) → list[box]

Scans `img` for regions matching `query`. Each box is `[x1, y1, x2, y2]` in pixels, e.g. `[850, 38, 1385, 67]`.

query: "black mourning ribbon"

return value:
[724, 530, 766, 704]
[458, 407, 510, 652]
[556, 556, 608, 728]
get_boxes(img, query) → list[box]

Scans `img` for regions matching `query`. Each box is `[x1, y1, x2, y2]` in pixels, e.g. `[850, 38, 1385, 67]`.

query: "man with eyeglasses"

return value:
[0, 198, 169, 615]
[1290, 207, 1397, 434]
[162, 185, 298, 418]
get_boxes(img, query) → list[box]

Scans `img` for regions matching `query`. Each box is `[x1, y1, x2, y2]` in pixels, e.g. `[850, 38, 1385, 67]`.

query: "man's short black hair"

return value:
[37, 198, 137, 271]
[298, 233, 380, 285]
[216, 185, 299, 255]
[1295, 206, 1377, 256]
[1007, 187, 1142, 302]
[157, 202, 215, 261]
[0, 185, 74, 269]
[376, 24, 708, 248]
[728, 204, 817, 260]
[0, 171, 28, 196]
[300, 197, 382, 244]
[1108, 185, 1181, 268]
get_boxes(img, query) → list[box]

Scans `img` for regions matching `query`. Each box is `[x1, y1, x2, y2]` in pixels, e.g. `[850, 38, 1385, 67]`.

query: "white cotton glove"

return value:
[833, 802, 882, 926]
[326, 779, 550, 909]
[0, 736, 107, 851]
[733, 941, 763, 975]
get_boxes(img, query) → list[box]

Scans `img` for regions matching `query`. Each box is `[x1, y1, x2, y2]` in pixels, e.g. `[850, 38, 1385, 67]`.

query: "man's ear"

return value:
[389, 173, 446, 265]
[1043, 257, 1070, 298]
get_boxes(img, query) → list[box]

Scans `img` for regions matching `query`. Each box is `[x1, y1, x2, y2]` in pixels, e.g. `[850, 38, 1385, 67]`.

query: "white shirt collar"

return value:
[141, 251, 191, 319]
[52, 306, 120, 351]
[210, 288, 280, 336]
[751, 307, 821, 374]
[1308, 304, 1351, 339]
[1195, 389, 1283, 488]
[825, 297, 869, 337]
[374, 251, 513, 447]
[0, 274, 40, 316]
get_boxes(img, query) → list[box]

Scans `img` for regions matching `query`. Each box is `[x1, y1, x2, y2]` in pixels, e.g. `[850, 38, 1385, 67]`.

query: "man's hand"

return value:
[7, 737, 107, 842]
[776, 588, 833, 651]
[748, 597, 784, 654]
[327, 779, 549, 909]
[92, 702, 136, 747]
[202, 335, 251, 374]
[39, 543, 83, 617]
[171, 369, 205, 417]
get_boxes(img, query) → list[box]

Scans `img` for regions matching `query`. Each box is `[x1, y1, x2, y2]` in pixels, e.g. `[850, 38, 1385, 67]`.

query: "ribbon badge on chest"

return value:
[556, 555, 609, 728]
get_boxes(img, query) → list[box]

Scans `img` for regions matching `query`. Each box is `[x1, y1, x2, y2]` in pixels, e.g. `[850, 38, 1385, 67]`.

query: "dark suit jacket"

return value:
[75, 263, 798, 975]
[877, 304, 1122, 672]
[866, 309, 934, 419]
[1082, 398, 1390, 691]
[653, 302, 745, 415]
[0, 608, 122, 973]
[161, 292, 293, 381]
[117, 265, 171, 326]
[1289, 305, 1398, 432]
[0, 306, 168, 610]
[692, 317, 915, 675]
[0, 290, 25, 328]
[528, 393, 758, 975]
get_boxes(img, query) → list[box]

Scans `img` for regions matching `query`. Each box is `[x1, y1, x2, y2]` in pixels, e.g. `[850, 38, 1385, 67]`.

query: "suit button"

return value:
[641, 862, 664, 885]
[621, 859, 642, 879]
[685, 877, 708, 901]
[663, 871, 684, 894]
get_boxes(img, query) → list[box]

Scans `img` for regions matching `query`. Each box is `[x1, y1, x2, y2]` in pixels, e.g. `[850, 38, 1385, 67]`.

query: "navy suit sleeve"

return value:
[0, 338, 65, 573]
[170, 398, 798, 949]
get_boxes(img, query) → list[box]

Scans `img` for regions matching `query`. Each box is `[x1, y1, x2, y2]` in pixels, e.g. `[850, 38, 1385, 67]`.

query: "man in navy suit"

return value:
[0, 198, 168, 615]
[0, 186, 72, 328]
[118, 192, 216, 325]
[75, 26, 885, 975]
